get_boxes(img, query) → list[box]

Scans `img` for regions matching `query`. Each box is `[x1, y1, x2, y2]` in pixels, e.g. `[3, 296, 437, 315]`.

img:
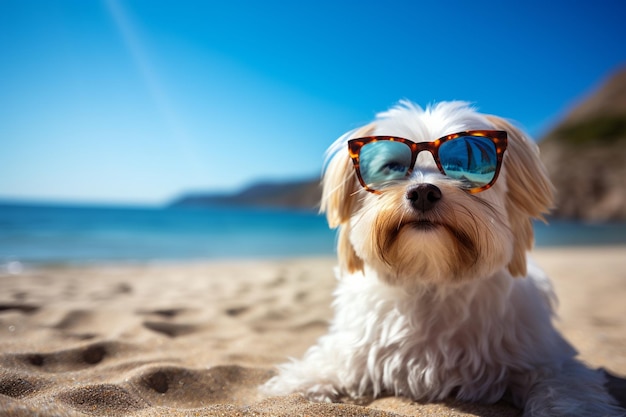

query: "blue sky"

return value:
[1, 0, 625, 205]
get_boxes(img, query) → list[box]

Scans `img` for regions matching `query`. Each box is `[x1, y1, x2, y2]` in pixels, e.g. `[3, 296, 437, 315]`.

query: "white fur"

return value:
[262, 101, 625, 416]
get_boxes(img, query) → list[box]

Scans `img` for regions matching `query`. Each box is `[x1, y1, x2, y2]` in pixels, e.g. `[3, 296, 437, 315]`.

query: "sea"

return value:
[1, 201, 625, 268]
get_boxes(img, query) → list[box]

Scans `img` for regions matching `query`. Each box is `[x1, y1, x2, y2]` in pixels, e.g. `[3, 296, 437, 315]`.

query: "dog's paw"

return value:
[261, 375, 341, 403]
[303, 383, 341, 403]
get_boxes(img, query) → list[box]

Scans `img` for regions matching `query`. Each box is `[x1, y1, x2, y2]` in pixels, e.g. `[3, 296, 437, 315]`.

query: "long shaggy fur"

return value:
[262, 101, 625, 416]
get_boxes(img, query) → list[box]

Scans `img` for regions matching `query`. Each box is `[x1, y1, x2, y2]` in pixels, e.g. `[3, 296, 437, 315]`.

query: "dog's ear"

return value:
[320, 123, 375, 273]
[320, 141, 357, 229]
[487, 116, 555, 277]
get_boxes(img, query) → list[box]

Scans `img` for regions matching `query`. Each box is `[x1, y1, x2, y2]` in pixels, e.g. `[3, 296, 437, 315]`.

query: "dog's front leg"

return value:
[261, 332, 361, 402]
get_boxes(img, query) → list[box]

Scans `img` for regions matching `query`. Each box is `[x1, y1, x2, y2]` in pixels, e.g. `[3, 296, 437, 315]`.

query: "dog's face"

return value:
[322, 101, 554, 287]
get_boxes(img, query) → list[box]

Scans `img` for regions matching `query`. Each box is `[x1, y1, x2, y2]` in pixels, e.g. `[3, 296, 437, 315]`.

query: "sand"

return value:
[1, 247, 625, 416]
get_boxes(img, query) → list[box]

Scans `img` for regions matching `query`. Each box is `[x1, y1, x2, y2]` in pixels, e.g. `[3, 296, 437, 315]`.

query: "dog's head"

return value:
[321, 101, 553, 287]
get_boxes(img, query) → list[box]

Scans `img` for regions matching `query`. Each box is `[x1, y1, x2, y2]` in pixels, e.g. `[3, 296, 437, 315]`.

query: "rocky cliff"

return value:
[539, 67, 626, 222]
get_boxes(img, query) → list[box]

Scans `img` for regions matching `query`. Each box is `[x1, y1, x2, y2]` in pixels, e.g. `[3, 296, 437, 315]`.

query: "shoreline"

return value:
[1, 246, 625, 416]
[3, 243, 626, 267]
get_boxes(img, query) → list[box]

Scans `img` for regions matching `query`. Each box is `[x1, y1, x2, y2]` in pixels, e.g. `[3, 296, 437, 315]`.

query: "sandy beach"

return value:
[1, 246, 625, 416]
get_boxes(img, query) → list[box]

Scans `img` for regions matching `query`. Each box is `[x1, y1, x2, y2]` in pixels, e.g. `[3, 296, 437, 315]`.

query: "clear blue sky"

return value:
[1, 0, 625, 205]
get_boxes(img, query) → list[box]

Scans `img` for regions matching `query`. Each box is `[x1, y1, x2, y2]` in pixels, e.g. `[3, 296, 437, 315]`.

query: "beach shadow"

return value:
[340, 374, 626, 417]
[605, 369, 626, 408]
[429, 371, 626, 415]
[418, 374, 626, 416]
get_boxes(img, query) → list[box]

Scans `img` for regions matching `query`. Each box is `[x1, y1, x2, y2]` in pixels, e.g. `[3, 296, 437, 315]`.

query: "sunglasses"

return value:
[348, 130, 508, 194]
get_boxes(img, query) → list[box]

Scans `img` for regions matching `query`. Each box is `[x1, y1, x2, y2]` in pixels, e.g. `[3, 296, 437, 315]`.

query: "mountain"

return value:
[170, 178, 322, 211]
[539, 66, 626, 222]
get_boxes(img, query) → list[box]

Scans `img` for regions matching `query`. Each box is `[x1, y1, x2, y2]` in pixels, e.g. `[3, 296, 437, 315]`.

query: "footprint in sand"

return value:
[137, 307, 186, 318]
[0, 303, 40, 314]
[48, 309, 137, 340]
[0, 375, 41, 399]
[128, 364, 273, 408]
[141, 321, 198, 338]
[224, 306, 249, 317]
[15, 341, 120, 372]
[57, 384, 147, 416]
[0, 341, 120, 404]
[138, 308, 202, 338]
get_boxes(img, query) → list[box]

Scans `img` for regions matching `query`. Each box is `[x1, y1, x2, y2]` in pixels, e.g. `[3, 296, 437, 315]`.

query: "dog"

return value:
[262, 101, 624, 416]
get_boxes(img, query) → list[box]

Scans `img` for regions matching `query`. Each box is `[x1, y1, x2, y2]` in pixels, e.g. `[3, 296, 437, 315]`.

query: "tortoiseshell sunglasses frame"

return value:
[347, 130, 508, 194]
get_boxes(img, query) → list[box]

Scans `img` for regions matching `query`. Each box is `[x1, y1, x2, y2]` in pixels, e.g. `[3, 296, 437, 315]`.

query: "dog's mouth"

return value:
[407, 220, 441, 231]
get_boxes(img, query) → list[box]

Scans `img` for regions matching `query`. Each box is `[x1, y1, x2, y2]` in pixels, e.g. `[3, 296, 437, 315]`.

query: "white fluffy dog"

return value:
[262, 101, 624, 416]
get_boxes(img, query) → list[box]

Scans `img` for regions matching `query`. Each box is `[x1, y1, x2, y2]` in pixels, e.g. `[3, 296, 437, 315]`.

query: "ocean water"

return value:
[1, 202, 625, 266]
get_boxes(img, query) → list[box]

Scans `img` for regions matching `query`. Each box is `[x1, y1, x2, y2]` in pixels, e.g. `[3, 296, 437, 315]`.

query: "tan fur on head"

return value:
[320, 124, 375, 273]
[320, 145, 356, 229]
[321, 108, 554, 279]
[487, 116, 555, 277]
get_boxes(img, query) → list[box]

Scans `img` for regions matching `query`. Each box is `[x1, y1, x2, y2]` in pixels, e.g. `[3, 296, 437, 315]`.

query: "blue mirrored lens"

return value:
[359, 141, 412, 187]
[439, 136, 497, 188]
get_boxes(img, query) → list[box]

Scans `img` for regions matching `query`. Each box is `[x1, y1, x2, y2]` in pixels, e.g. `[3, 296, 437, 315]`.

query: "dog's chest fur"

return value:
[327, 267, 573, 403]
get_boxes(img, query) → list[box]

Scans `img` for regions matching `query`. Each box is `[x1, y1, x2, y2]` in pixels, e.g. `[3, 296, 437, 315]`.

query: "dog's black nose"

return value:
[407, 184, 442, 212]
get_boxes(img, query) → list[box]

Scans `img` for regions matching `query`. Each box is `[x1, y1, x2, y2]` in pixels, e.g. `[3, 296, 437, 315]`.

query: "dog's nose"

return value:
[407, 184, 442, 212]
